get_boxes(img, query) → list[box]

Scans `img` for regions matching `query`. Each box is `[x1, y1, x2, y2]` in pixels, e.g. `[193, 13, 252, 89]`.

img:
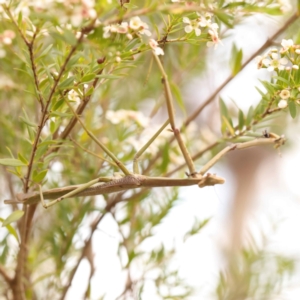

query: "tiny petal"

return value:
[279, 57, 288, 65]
[195, 28, 201, 36]
[183, 17, 190, 24]
[278, 99, 287, 108]
[184, 25, 193, 33]
[292, 65, 299, 70]
[154, 47, 164, 56]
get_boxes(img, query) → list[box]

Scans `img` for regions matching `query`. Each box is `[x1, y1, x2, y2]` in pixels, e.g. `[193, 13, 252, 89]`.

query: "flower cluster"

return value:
[103, 16, 151, 39]
[256, 39, 300, 72]
[106, 109, 150, 128]
[256, 39, 300, 110]
[182, 13, 221, 48]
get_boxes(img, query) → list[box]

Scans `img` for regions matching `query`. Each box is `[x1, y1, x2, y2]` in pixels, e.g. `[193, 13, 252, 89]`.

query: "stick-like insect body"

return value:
[4, 174, 225, 206]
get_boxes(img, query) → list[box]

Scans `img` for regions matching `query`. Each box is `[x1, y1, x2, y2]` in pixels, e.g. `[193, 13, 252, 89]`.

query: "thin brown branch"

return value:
[28, 29, 45, 110]
[0, 264, 13, 286]
[3, 6, 29, 45]
[153, 54, 197, 175]
[9, 17, 96, 299]
[4, 6, 44, 109]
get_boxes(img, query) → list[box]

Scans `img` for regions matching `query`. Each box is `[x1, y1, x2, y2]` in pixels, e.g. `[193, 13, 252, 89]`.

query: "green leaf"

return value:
[259, 80, 276, 93]
[288, 101, 297, 118]
[222, 116, 235, 136]
[184, 217, 211, 242]
[81, 73, 96, 83]
[214, 11, 233, 28]
[52, 99, 65, 111]
[58, 76, 76, 89]
[272, 76, 290, 86]
[2, 211, 25, 226]
[219, 97, 229, 118]
[0, 218, 19, 242]
[170, 82, 185, 113]
[123, 3, 138, 9]
[63, 30, 77, 46]
[96, 74, 123, 79]
[37, 43, 53, 59]
[17, 12, 23, 27]
[85, 86, 94, 96]
[50, 120, 56, 134]
[238, 109, 244, 131]
[19, 116, 36, 127]
[50, 111, 73, 118]
[230, 43, 243, 76]
[246, 106, 254, 125]
[33, 169, 48, 183]
[0, 158, 27, 167]
[18, 153, 28, 165]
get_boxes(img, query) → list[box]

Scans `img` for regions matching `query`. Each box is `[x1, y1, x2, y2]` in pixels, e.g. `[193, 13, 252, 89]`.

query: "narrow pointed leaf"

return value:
[2, 211, 25, 226]
[0, 159, 27, 167]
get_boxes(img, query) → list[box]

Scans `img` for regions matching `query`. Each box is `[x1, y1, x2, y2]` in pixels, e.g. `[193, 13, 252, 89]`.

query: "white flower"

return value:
[117, 22, 128, 34]
[183, 17, 201, 36]
[263, 53, 288, 72]
[296, 49, 300, 55]
[278, 99, 288, 108]
[280, 89, 290, 99]
[129, 16, 143, 30]
[293, 65, 299, 70]
[129, 16, 151, 36]
[207, 28, 222, 49]
[149, 39, 164, 56]
[281, 39, 293, 53]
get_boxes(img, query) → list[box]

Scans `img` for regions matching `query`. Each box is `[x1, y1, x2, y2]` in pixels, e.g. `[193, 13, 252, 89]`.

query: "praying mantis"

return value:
[4, 53, 286, 209]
